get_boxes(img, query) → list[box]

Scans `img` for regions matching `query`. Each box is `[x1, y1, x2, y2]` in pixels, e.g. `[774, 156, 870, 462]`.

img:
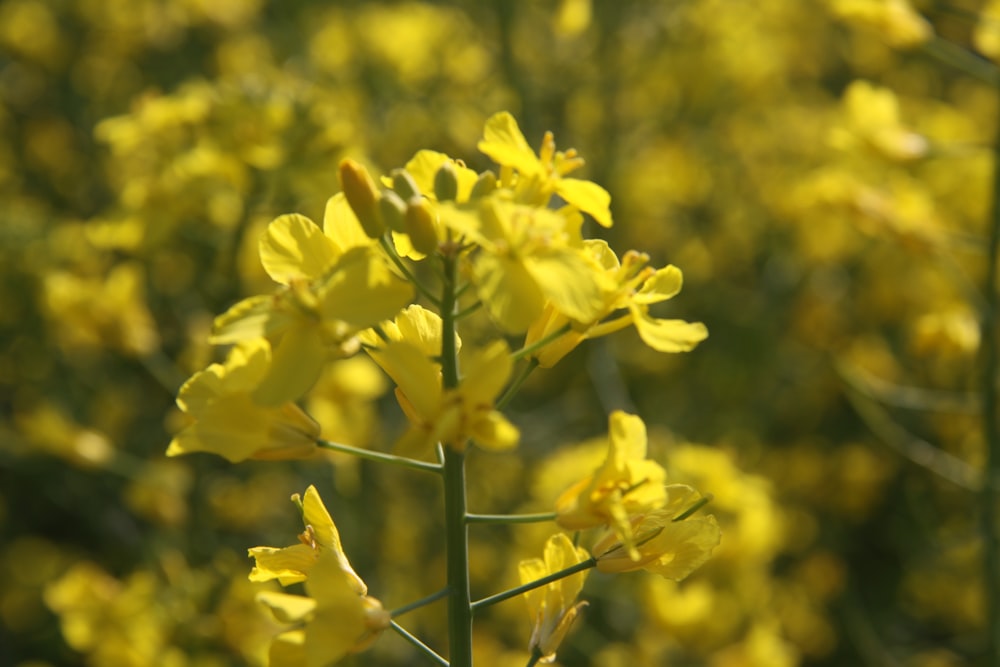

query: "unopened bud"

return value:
[378, 189, 407, 232]
[339, 159, 384, 238]
[392, 168, 421, 201]
[434, 161, 459, 202]
[405, 197, 439, 255]
[470, 170, 497, 199]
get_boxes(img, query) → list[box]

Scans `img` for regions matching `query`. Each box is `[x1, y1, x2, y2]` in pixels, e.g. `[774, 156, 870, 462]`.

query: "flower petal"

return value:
[260, 213, 338, 284]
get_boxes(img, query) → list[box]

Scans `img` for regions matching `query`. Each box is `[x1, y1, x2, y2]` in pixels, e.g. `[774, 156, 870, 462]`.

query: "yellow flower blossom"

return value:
[443, 197, 611, 332]
[257, 551, 390, 667]
[592, 506, 721, 580]
[526, 240, 708, 367]
[166, 340, 320, 462]
[555, 411, 668, 558]
[519, 533, 590, 663]
[828, 0, 933, 48]
[248, 485, 366, 593]
[211, 210, 413, 404]
[478, 111, 613, 227]
[367, 339, 518, 455]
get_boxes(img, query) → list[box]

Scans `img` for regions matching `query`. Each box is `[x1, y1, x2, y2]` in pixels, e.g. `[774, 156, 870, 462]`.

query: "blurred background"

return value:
[0, 0, 996, 665]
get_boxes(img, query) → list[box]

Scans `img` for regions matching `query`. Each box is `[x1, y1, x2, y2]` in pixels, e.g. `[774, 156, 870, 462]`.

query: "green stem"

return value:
[380, 235, 441, 307]
[389, 587, 450, 618]
[390, 621, 450, 667]
[496, 359, 539, 410]
[470, 558, 597, 613]
[465, 512, 557, 525]
[316, 439, 442, 474]
[525, 650, 543, 667]
[511, 323, 572, 360]
[455, 300, 483, 319]
[981, 79, 1000, 667]
[921, 36, 1000, 87]
[440, 251, 474, 667]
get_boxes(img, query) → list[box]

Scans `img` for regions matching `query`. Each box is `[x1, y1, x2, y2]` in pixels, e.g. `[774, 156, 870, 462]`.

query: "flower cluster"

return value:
[166, 112, 715, 664]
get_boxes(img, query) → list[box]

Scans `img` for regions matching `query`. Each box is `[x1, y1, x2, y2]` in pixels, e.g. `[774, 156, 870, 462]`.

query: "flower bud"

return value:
[391, 168, 421, 201]
[378, 189, 407, 232]
[405, 197, 439, 255]
[470, 170, 497, 199]
[433, 161, 459, 201]
[338, 159, 384, 238]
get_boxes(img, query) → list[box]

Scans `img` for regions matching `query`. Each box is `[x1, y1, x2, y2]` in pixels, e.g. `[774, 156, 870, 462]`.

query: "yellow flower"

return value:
[478, 111, 613, 227]
[442, 196, 611, 332]
[367, 339, 519, 455]
[166, 341, 320, 462]
[592, 503, 721, 580]
[525, 240, 708, 367]
[519, 533, 590, 663]
[211, 210, 413, 404]
[248, 485, 366, 593]
[257, 551, 390, 667]
[555, 411, 667, 558]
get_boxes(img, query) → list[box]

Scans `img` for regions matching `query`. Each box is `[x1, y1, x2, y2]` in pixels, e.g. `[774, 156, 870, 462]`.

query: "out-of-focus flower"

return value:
[526, 240, 707, 367]
[555, 411, 668, 558]
[829, 80, 928, 161]
[519, 533, 590, 663]
[166, 340, 320, 462]
[248, 485, 365, 592]
[828, 0, 933, 48]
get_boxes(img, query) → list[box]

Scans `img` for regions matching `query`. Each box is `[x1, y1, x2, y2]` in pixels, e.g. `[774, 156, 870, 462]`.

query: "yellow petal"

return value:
[477, 111, 543, 177]
[641, 516, 722, 581]
[211, 295, 290, 344]
[319, 248, 413, 328]
[260, 214, 338, 284]
[403, 150, 479, 202]
[322, 193, 372, 255]
[470, 411, 520, 451]
[252, 323, 328, 405]
[634, 265, 683, 304]
[257, 590, 317, 624]
[473, 253, 546, 333]
[301, 485, 367, 595]
[631, 309, 709, 352]
[268, 630, 307, 667]
[523, 249, 607, 324]
[367, 342, 442, 421]
[556, 178, 613, 227]
[248, 544, 316, 585]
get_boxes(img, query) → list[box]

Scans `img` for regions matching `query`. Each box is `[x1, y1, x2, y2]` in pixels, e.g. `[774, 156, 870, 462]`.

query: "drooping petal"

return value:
[555, 178, 613, 227]
[631, 309, 709, 353]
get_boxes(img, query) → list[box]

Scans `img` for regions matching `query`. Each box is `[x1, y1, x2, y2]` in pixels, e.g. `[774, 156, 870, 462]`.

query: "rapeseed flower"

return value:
[367, 339, 518, 454]
[525, 240, 707, 367]
[211, 209, 412, 404]
[248, 485, 365, 592]
[257, 551, 390, 667]
[166, 340, 320, 462]
[555, 411, 668, 558]
[519, 533, 590, 663]
[478, 111, 613, 227]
